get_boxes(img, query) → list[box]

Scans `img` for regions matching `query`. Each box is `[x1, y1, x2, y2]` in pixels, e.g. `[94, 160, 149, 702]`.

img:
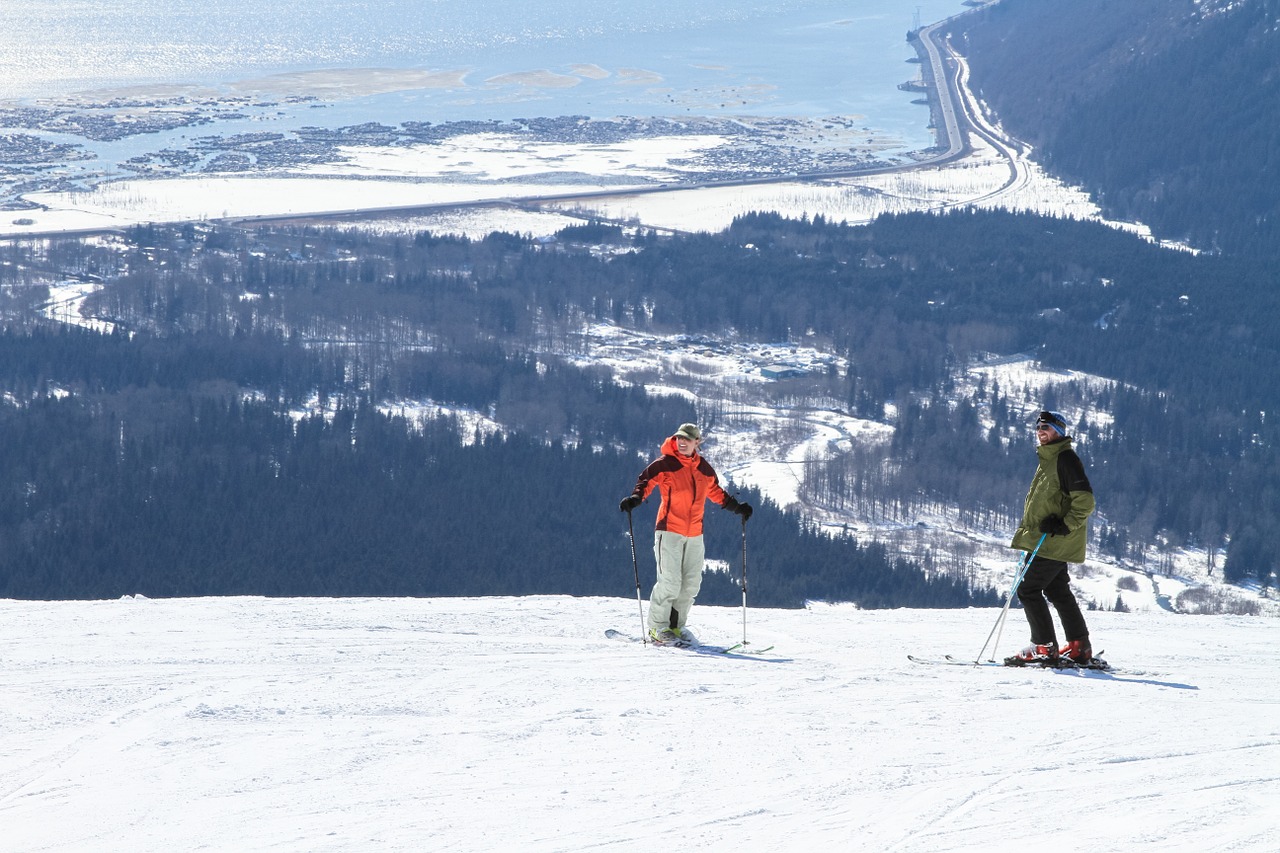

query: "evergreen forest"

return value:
[959, 0, 1280, 259]
[1, 206, 1277, 603]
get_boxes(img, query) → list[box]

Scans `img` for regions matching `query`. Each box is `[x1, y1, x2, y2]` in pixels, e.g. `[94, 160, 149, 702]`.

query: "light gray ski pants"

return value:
[647, 530, 705, 633]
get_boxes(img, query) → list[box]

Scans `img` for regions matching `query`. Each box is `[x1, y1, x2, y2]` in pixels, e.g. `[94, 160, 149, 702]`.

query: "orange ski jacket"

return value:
[628, 436, 740, 536]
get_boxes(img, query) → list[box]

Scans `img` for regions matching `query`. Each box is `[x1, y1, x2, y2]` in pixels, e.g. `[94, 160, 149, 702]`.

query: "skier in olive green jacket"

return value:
[1006, 410, 1097, 666]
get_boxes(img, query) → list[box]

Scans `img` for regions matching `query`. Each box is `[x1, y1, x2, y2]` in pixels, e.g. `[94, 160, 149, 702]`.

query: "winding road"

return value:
[912, 14, 1029, 199]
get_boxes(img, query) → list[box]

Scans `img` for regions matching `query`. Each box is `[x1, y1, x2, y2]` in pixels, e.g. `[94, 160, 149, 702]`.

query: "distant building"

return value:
[761, 364, 807, 380]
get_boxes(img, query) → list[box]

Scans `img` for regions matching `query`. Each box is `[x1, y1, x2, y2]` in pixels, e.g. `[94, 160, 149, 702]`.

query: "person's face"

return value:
[1035, 424, 1058, 445]
[675, 435, 700, 456]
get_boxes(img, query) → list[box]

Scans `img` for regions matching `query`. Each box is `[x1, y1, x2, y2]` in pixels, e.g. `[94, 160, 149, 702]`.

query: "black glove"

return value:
[1039, 515, 1070, 536]
[735, 501, 753, 521]
[619, 495, 642, 513]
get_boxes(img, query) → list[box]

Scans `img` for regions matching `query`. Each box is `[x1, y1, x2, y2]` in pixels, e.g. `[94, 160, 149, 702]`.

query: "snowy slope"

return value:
[2, 595, 1276, 852]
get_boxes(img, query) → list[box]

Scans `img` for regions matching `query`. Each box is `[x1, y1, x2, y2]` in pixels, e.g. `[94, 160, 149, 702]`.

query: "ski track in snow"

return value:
[1, 595, 1277, 851]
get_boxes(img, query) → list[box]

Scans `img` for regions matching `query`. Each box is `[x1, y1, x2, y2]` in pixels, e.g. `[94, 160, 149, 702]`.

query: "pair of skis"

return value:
[619, 510, 770, 657]
[908, 653, 1114, 672]
[604, 628, 774, 656]
[916, 535, 1117, 672]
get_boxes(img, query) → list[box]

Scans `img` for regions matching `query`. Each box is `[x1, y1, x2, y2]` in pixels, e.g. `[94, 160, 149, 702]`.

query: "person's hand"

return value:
[619, 495, 642, 513]
[1039, 515, 1070, 536]
[736, 502, 753, 521]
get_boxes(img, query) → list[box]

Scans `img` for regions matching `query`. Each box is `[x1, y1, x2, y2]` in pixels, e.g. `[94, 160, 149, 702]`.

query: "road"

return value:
[227, 8, 1028, 230]
[918, 16, 1030, 202]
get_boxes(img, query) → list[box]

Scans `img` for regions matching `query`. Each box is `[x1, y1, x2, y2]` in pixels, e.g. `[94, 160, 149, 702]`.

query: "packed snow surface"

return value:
[2, 595, 1276, 851]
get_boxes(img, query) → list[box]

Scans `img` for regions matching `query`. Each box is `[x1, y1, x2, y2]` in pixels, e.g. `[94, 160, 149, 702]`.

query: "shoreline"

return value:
[0, 2, 1141, 244]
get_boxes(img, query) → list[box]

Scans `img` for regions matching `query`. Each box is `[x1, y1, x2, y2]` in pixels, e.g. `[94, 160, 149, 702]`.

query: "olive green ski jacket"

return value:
[1011, 436, 1095, 563]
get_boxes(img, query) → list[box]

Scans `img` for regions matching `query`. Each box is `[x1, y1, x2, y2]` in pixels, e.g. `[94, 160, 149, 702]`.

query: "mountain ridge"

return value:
[959, 0, 1280, 256]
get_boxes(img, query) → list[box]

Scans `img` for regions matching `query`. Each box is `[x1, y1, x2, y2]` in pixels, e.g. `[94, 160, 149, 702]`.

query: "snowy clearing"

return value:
[1, 595, 1275, 852]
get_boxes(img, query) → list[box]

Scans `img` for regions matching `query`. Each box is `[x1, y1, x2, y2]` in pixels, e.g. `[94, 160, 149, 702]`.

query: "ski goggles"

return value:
[1034, 411, 1068, 432]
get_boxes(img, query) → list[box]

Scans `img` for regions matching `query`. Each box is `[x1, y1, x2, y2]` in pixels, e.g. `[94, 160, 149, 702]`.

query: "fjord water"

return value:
[4, 0, 966, 149]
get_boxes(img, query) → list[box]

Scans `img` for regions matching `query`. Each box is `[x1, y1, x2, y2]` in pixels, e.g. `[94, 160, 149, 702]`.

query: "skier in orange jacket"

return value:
[619, 423, 752, 644]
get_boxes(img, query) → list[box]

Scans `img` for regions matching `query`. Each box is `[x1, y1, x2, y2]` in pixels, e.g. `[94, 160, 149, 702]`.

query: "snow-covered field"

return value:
[1, 595, 1275, 852]
[4, 130, 1127, 242]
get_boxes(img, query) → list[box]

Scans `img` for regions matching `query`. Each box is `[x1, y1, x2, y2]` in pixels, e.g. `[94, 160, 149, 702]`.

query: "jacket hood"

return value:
[661, 435, 700, 465]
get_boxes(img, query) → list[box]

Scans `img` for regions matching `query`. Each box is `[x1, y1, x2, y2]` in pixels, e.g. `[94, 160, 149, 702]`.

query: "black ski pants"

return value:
[1016, 556, 1089, 647]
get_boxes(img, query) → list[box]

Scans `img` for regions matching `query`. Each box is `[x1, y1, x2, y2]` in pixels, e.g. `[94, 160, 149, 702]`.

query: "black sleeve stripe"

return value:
[633, 455, 681, 496]
[1058, 450, 1093, 494]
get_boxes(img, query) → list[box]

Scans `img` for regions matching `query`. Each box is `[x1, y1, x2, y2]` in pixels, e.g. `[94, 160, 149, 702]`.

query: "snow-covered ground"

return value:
[4, 130, 1135, 242]
[1, 595, 1275, 852]
[540, 132, 1141, 238]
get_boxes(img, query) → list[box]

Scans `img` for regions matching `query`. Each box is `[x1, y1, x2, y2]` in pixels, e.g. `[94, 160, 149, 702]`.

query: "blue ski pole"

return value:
[974, 533, 1047, 665]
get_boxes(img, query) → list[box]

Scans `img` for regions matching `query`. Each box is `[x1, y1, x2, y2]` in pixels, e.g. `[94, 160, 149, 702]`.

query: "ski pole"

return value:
[974, 532, 1047, 664]
[987, 544, 1037, 662]
[724, 515, 773, 655]
[982, 532, 1047, 662]
[738, 515, 750, 647]
[626, 509, 647, 645]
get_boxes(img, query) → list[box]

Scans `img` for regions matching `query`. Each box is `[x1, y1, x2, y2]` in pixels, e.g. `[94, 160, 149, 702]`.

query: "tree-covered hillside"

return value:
[958, 0, 1280, 258]
[0, 367, 958, 608]
[3, 211, 1278, 601]
[0, 237, 987, 608]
